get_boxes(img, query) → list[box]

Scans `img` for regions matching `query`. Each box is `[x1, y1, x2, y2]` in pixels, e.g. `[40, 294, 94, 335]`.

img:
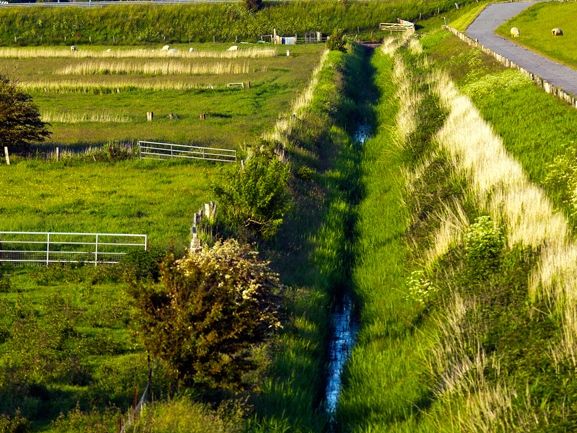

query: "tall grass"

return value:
[20, 80, 219, 93]
[42, 111, 132, 123]
[0, 46, 276, 59]
[58, 60, 252, 76]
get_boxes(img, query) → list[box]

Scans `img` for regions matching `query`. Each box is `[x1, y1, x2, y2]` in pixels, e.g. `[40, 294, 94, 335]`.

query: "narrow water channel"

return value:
[324, 125, 370, 422]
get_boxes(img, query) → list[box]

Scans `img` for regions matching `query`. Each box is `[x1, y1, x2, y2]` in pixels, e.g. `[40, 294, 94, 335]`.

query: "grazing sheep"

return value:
[510, 27, 520, 38]
[70, 45, 77, 51]
[161, 45, 170, 51]
[552, 27, 564, 36]
[227, 45, 238, 51]
[188, 47, 195, 52]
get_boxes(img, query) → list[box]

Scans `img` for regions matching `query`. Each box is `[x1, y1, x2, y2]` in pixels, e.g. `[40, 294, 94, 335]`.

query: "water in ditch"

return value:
[324, 124, 370, 423]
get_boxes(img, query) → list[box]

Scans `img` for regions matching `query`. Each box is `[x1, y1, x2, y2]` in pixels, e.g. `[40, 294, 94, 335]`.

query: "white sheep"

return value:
[161, 45, 170, 51]
[552, 28, 563, 36]
[510, 27, 520, 38]
[70, 45, 77, 51]
[227, 45, 238, 51]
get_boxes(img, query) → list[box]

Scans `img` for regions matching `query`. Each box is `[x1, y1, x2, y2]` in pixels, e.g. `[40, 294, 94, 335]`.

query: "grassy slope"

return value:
[496, 2, 577, 70]
[422, 22, 577, 227]
[0, 0, 478, 46]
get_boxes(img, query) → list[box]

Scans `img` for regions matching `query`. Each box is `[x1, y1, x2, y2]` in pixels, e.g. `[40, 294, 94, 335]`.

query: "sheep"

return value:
[168, 48, 178, 55]
[510, 27, 520, 38]
[552, 28, 564, 36]
[227, 45, 238, 51]
[70, 45, 77, 51]
[161, 45, 171, 51]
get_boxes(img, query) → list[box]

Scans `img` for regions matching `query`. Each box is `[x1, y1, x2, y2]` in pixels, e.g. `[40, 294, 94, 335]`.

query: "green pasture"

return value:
[497, 2, 577, 70]
[0, 159, 228, 247]
[0, 43, 323, 147]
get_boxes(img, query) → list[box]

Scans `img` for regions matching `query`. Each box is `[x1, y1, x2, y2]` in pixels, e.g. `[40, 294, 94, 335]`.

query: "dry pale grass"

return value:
[19, 80, 218, 93]
[393, 56, 420, 146]
[58, 60, 252, 76]
[42, 111, 132, 123]
[0, 46, 277, 59]
[424, 200, 469, 267]
[432, 68, 577, 368]
[263, 49, 329, 147]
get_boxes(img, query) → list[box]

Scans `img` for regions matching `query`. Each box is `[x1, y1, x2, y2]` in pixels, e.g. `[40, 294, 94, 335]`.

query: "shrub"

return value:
[464, 216, 505, 279]
[327, 28, 347, 52]
[244, 0, 262, 12]
[0, 411, 30, 433]
[131, 240, 282, 391]
[406, 270, 437, 307]
[213, 151, 291, 241]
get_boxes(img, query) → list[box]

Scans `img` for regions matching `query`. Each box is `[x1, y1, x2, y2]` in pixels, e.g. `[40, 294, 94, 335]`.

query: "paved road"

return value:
[467, 1, 577, 96]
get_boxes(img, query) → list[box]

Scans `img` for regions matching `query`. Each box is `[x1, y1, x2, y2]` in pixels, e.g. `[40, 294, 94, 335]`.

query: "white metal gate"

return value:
[138, 140, 236, 163]
[0, 231, 147, 266]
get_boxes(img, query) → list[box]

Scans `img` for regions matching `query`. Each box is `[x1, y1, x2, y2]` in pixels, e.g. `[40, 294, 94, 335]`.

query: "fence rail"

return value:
[138, 140, 236, 163]
[0, 231, 147, 265]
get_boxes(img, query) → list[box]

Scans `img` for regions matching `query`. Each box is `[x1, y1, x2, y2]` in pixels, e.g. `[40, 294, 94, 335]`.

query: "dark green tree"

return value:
[130, 240, 282, 391]
[0, 75, 50, 151]
[244, 0, 262, 12]
[214, 151, 291, 241]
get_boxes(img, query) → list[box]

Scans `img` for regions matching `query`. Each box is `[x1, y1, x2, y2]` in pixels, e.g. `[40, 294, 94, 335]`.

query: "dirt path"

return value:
[467, 1, 577, 96]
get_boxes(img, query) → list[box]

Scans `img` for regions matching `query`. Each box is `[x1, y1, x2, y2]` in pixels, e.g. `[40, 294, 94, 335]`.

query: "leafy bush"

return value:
[326, 28, 347, 52]
[0, 412, 30, 433]
[244, 0, 262, 12]
[130, 239, 282, 391]
[214, 151, 291, 241]
[120, 248, 166, 285]
[406, 270, 437, 307]
[464, 216, 505, 279]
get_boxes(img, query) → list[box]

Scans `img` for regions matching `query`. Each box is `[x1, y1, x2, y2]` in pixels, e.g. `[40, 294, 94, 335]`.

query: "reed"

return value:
[58, 61, 252, 76]
[41, 111, 133, 123]
[20, 80, 222, 93]
[0, 46, 276, 59]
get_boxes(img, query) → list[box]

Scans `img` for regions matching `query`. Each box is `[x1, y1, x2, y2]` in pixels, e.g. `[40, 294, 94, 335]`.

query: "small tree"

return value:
[327, 28, 347, 52]
[214, 151, 291, 241]
[131, 240, 282, 391]
[0, 75, 50, 152]
[244, 0, 262, 12]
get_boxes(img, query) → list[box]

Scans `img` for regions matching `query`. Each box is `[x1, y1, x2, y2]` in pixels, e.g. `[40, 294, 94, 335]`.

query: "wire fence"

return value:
[0, 231, 147, 265]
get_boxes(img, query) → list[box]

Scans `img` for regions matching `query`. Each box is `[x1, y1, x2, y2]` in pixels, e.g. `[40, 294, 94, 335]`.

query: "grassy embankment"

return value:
[0, 0, 478, 46]
[423, 19, 577, 228]
[336, 26, 577, 431]
[0, 44, 323, 147]
[496, 2, 577, 70]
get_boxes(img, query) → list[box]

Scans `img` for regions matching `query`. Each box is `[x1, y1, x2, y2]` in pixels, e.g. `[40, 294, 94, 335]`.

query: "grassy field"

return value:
[0, 159, 228, 248]
[0, 44, 323, 148]
[496, 2, 577, 70]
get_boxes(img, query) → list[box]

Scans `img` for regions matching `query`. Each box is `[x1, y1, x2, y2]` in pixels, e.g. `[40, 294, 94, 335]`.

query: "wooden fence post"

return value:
[56, 146, 60, 162]
[4, 147, 9, 166]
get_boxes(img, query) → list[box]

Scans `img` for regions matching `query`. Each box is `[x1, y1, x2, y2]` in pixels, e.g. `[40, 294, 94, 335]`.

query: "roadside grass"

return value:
[0, 44, 323, 148]
[0, 159, 227, 247]
[496, 2, 577, 70]
[422, 27, 577, 227]
[448, 1, 489, 31]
